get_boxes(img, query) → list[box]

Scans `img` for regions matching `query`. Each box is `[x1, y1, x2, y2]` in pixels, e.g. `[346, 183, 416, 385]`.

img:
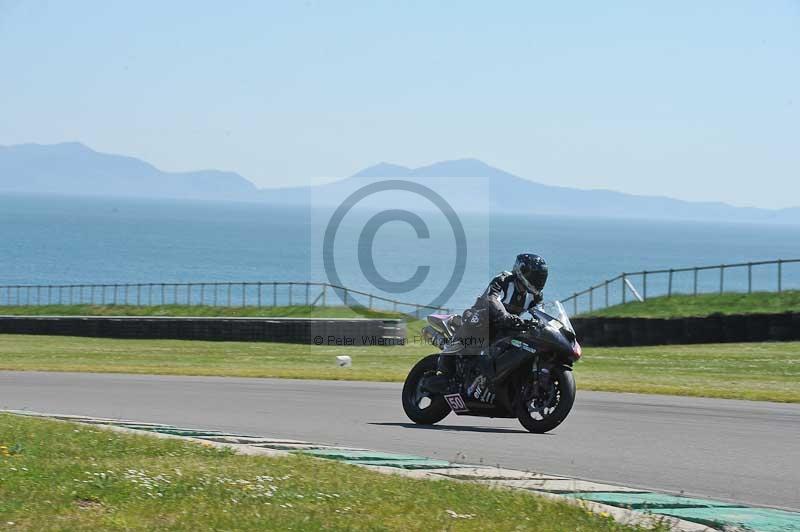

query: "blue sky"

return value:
[1, 1, 798, 208]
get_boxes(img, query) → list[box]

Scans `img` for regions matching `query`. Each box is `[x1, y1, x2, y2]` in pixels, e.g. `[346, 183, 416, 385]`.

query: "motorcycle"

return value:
[402, 301, 582, 433]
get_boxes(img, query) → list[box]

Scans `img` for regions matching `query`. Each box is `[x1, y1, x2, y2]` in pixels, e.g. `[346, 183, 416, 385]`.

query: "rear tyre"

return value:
[515, 367, 575, 433]
[402, 354, 451, 425]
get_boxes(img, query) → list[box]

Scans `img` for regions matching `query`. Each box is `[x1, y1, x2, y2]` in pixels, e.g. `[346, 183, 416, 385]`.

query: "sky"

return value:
[1, 1, 798, 208]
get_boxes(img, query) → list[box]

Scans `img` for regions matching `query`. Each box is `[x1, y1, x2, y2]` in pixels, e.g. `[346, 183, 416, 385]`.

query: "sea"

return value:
[1, 194, 799, 313]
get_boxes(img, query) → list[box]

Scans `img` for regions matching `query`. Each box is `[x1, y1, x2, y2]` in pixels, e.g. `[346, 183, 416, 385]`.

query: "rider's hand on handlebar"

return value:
[510, 315, 526, 329]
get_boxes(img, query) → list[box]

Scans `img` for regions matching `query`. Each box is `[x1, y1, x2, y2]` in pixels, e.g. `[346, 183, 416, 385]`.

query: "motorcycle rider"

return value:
[475, 253, 548, 334]
[428, 253, 549, 390]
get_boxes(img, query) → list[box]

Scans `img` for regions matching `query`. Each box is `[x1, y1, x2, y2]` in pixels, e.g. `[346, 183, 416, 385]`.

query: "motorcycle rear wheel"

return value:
[515, 367, 575, 434]
[402, 354, 451, 425]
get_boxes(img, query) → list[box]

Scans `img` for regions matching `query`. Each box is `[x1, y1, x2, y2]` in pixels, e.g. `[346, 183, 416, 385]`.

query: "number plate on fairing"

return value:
[444, 393, 469, 413]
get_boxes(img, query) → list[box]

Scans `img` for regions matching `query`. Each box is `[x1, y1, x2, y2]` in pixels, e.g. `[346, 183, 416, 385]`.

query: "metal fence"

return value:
[0, 281, 448, 318]
[561, 258, 800, 316]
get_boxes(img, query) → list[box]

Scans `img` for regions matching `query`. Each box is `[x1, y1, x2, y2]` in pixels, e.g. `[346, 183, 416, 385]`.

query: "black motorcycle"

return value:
[402, 301, 582, 433]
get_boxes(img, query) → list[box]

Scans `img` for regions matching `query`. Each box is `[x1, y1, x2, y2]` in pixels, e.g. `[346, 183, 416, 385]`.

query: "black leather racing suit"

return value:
[438, 271, 543, 375]
[478, 270, 543, 331]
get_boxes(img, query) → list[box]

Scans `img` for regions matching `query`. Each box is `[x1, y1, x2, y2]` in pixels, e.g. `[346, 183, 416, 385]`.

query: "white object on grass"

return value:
[336, 355, 352, 368]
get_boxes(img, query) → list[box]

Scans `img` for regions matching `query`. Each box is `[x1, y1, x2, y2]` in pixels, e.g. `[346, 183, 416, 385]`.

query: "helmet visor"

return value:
[514, 259, 547, 294]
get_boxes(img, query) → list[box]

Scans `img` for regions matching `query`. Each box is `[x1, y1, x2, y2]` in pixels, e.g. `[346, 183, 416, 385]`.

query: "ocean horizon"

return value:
[2, 194, 799, 313]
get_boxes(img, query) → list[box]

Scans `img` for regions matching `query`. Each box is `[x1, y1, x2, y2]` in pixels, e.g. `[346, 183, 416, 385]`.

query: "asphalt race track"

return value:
[1, 371, 798, 511]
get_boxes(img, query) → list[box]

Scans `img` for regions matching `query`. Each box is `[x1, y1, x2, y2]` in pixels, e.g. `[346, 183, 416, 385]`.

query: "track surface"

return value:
[1, 371, 798, 510]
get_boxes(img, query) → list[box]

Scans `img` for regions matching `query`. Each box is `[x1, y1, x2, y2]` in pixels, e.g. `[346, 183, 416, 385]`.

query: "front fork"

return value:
[530, 357, 552, 398]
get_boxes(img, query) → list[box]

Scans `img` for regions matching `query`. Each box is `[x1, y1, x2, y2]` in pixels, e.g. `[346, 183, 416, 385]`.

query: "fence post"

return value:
[257, 282, 262, 308]
[604, 280, 609, 308]
[642, 271, 648, 301]
[415, 304, 420, 319]
[778, 259, 783, 293]
[668, 269, 673, 297]
[693, 268, 698, 296]
[289, 283, 293, 306]
[227, 283, 232, 307]
[200, 284, 205, 306]
[369, 294, 373, 309]
[573, 294, 578, 315]
[322, 285, 327, 307]
[273, 282, 277, 307]
[747, 263, 752, 294]
[719, 265, 725, 294]
[242, 283, 246, 307]
[589, 288, 593, 312]
[161, 284, 165, 305]
[343, 288, 348, 307]
[213, 284, 218, 307]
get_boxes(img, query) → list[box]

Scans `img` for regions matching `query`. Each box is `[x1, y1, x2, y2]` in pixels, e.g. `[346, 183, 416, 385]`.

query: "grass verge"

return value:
[0, 413, 651, 531]
[0, 334, 797, 402]
[0, 304, 405, 320]
[582, 291, 800, 318]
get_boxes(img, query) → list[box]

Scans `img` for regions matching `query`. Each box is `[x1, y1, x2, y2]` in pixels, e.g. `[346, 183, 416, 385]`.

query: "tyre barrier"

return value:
[0, 315, 406, 346]
[572, 312, 800, 347]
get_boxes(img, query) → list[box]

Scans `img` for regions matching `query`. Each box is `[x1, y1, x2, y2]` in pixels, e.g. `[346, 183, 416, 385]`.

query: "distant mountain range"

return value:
[2, 141, 798, 223]
[0, 142, 257, 201]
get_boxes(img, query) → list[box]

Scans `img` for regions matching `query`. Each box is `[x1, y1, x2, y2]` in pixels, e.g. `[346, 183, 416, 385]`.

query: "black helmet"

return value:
[513, 254, 548, 294]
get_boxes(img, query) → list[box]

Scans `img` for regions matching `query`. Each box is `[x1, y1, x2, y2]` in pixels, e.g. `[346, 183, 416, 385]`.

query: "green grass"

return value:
[0, 304, 405, 320]
[583, 290, 800, 318]
[0, 334, 798, 402]
[0, 413, 651, 531]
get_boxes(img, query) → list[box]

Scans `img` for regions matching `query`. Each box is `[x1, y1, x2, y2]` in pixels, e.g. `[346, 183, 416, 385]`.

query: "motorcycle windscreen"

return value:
[536, 300, 575, 334]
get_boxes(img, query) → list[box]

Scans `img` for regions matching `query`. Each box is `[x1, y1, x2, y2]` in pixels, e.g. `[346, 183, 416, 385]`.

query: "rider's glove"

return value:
[509, 315, 526, 329]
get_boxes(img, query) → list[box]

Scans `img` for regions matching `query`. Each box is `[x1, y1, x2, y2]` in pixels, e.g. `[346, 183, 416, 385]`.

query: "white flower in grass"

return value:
[445, 509, 476, 519]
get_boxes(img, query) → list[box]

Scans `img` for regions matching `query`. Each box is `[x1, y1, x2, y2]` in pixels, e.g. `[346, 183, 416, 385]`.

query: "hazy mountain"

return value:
[0, 142, 257, 201]
[1, 142, 798, 223]
[345, 158, 800, 223]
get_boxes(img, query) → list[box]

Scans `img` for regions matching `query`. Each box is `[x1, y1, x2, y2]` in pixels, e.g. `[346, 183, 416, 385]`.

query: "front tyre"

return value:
[515, 367, 576, 434]
[402, 354, 451, 425]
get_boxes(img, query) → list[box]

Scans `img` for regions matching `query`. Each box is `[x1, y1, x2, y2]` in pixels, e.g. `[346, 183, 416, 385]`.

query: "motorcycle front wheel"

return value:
[515, 367, 575, 433]
[401, 354, 451, 425]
